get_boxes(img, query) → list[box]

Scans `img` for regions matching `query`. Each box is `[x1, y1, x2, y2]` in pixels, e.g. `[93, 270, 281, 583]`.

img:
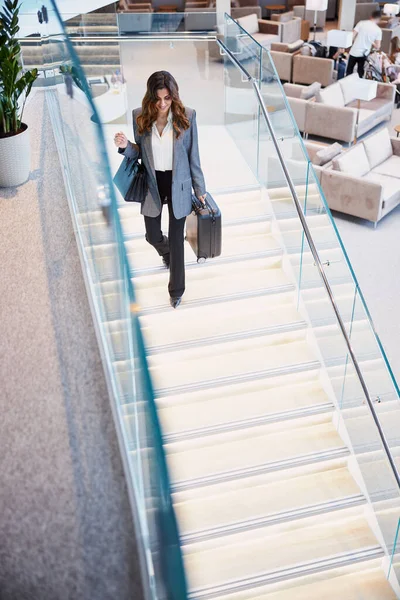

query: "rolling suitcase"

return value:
[186, 193, 222, 263]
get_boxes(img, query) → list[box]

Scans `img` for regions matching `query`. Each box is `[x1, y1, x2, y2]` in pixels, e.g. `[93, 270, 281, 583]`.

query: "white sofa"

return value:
[284, 73, 395, 143]
[321, 128, 400, 224]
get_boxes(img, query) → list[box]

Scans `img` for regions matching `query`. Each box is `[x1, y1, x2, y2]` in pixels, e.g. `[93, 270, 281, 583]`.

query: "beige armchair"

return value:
[292, 4, 327, 28]
[270, 51, 293, 81]
[283, 82, 318, 131]
[231, 6, 261, 19]
[321, 129, 400, 224]
[292, 55, 334, 87]
[269, 40, 304, 81]
[270, 11, 302, 44]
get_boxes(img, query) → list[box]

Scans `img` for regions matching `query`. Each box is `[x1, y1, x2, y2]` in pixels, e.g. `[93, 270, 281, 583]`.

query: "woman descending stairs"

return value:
[85, 187, 399, 599]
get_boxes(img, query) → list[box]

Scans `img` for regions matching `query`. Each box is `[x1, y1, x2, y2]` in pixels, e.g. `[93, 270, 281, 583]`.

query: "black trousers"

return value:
[144, 170, 186, 298]
[346, 55, 367, 78]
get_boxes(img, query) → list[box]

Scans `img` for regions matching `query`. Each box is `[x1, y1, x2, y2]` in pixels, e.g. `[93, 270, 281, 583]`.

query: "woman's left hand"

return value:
[198, 193, 207, 204]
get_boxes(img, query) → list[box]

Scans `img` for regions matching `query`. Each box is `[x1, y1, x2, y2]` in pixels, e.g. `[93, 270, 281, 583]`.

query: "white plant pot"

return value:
[0, 124, 31, 187]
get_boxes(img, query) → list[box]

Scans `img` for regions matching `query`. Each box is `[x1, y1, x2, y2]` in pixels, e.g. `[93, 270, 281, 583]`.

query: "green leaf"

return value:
[0, 0, 38, 135]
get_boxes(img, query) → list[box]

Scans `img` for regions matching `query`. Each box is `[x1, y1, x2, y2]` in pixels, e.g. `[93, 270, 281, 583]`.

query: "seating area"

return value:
[284, 74, 395, 142]
[228, 1, 400, 225]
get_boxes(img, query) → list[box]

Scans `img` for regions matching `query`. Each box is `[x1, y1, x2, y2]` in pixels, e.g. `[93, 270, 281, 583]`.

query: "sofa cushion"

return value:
[318, 82, 345, 107]
[371, 154, 400, 178]
[363, 127, 393, 169]
[300, 81, 321, 100]
[237, 13, 258, 34]
[364, 173, 400, 203]
[253, 32, 280, 46]
[332, 143, 370, 177]
[314, 142, 342, 166]
[339, 73, 361, 106]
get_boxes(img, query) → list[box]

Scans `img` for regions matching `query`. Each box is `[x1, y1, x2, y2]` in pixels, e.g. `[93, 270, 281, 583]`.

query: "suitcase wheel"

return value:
[197, 257, 206, 264]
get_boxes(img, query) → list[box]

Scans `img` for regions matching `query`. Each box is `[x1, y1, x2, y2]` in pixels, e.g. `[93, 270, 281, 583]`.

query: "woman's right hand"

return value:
[114, 131, 128, 149]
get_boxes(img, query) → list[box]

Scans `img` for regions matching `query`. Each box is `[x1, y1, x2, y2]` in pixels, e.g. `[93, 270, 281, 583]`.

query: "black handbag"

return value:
[113, 155, 148, 204]
[125, 159, 148, 203]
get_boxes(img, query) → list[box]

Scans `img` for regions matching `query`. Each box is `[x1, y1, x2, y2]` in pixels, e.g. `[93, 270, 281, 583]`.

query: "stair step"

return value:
[126, 220, 279, 273]
[135, 257, 291, 312]
[289, 247, 353, 289]
[175, 464, 364, 544]
[184, 512, 382, 599]
[277, 214, 338, 252]
[116, 189, 270, 237]
[142, 292, 300, 352]
[108, 304, 307, 363]
[149, 334, 318, 396]
[301, 283, 365, 325]
[343, 401, 400, 453]
[165, 414, 347, 491]
[154, 377, 331, 441]
[315, 321, 380, 366]
[209, 563, 396, 600]
[327, 359, 398, 408]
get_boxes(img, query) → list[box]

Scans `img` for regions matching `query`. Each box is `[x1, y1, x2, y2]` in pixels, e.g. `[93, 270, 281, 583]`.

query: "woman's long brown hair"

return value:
[136, 71, 189, 138]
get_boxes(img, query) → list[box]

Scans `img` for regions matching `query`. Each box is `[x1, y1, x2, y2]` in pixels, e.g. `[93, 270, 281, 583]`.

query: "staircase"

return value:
[81, 184, 400, 600]
[20, 15, 120, 78]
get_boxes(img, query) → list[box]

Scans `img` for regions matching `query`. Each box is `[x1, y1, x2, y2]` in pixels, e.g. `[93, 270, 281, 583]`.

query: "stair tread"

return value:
[135, 258, 290, 310]
[175, 465, 362, 539]
[141, 294, 300, 350]
[149, 337, 314, 393]
[126, 222, 279, 271]
[117, 191, 270, 236]
[240, 565, 397, 600]
[183, 514, 379, 594]
[165, 416, 344, 486]
[155, 378, 329, 438]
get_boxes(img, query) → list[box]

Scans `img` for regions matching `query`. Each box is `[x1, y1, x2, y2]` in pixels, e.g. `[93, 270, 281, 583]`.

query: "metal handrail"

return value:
[219, 38, 400, 490]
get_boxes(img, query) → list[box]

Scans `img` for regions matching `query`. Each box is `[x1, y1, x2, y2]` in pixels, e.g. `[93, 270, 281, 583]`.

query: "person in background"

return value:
[328, 46, 347, 79]
[346, 10, 382, 77]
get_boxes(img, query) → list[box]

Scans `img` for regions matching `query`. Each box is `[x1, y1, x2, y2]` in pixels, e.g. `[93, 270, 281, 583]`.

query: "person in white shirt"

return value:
[114, 71, 207, 309]
[346, 10, 382, 77]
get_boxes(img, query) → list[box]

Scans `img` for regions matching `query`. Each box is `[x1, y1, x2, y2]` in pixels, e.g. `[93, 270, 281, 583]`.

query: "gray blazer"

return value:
[122, 106, 206, 219]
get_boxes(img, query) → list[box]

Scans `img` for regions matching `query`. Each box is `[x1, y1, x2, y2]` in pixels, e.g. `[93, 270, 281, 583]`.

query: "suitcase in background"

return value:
[186, 193, 222, 263]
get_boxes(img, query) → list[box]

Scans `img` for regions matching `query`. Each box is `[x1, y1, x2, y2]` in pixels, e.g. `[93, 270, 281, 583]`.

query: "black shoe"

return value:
[162, 254, 170, 269]
[170, 296, 182, 309]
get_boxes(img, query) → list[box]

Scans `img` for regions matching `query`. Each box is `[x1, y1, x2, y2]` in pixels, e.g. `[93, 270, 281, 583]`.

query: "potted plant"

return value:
[0, 0, 38, 187]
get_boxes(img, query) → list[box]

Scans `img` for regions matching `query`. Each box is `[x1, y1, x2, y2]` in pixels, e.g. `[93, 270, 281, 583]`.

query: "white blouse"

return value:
[151, 110, 173, 172]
